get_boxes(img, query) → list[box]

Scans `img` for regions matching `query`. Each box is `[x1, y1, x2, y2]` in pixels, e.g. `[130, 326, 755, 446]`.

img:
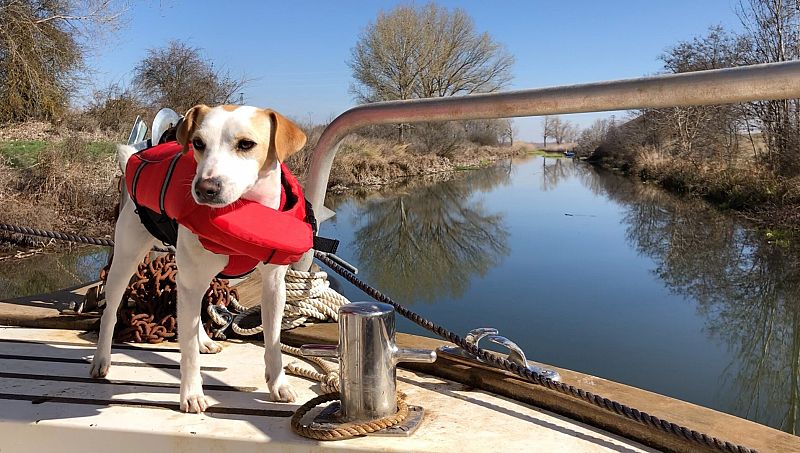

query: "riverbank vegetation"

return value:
[576, 1, 800, 232]
[0, 2, 526, 249]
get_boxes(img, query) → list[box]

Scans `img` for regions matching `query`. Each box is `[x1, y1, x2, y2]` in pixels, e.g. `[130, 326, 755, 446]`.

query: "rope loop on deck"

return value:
[290, 392, 409, 440]
[282, 344, 341, 393]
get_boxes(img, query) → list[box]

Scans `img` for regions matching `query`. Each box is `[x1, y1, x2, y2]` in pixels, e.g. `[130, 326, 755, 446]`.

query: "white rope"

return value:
[230, 268, 350, 336]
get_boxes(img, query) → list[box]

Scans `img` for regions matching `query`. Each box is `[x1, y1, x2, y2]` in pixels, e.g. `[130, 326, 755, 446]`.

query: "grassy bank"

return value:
[0, 138, 119, 250]
[288, 135, 529, 191]
[597, 149, 800, 234]
[0, 131, 528, 250]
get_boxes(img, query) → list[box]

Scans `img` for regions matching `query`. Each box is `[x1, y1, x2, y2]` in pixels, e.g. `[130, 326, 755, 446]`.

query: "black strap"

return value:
[303, 197, 338, 253]
[304, 198, 318, 236]
[313, 236, 339, 254]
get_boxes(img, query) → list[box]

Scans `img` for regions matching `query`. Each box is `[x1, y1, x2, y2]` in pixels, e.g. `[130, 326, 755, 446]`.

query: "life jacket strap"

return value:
[313, 236, 339, 254]
[304, 197, 339, 254]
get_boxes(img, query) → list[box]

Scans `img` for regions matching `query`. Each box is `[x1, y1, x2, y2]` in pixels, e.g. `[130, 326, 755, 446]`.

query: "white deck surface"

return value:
[0, 326, 655, 453]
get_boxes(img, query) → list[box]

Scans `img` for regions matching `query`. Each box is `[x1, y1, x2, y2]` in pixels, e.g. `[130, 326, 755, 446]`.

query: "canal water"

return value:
[1, 155, 797, 434]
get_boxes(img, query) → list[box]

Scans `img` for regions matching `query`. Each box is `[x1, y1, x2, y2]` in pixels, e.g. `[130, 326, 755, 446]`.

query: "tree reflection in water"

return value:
[351, 165, 511, 303]
[0, 247, 109, 299]
[590, 169, 800, 434]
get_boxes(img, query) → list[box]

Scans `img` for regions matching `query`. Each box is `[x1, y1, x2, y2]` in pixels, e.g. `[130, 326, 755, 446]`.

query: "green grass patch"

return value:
[454, 164, 480, 171]
[764, 228, 792, 247]
[0, 140, 47, 167]
[528, 149, 567, 159]
[85, 141, 116, 157]
[0, 140, 115, 168]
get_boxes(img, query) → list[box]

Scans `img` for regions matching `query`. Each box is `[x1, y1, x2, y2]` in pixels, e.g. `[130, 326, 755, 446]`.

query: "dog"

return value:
[91, 104, 307, 412]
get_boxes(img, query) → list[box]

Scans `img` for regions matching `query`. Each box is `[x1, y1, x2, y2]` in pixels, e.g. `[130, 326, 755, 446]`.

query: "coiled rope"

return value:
[231, 268, 350, 335]
[280, 343, 410, 440]
[290, 392, 409, 440]
[0, 222, 757, 452]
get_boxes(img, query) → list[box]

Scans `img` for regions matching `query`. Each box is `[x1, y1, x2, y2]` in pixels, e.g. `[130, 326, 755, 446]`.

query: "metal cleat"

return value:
[301, 302, 436, 436]
[438, 328, 561, 381]
[486, 335, 561, 381]
[438, 327, 498, 361]
[465, 327, 498, 348]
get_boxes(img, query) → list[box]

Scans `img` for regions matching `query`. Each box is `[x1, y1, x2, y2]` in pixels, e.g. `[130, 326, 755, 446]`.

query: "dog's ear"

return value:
[176, 105, 209, 153]
[265, 109, 307, 162]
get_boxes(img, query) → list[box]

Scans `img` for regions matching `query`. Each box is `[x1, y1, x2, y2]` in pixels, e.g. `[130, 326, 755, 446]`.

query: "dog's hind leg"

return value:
[90, 200, 155, 378]
[258, 263, 297, 402]
[175, 225, 227, 413]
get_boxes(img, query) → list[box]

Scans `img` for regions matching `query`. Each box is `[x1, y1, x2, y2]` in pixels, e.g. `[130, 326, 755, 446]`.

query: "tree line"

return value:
[1, 1, 518, 154]
[578, 0, 800, 179]
[0, 1, 247, 133]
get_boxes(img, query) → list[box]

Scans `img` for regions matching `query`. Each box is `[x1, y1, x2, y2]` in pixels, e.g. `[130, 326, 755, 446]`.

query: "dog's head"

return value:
[176, 104, 307, 207]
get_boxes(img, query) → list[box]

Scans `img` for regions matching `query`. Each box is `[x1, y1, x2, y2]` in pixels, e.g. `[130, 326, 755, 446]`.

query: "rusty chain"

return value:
[99, 253, 241, 343]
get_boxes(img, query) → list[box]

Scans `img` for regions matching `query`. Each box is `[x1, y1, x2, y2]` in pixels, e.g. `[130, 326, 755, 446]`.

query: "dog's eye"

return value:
[237, 139, 256, 151]
[192, 138, 206, 151]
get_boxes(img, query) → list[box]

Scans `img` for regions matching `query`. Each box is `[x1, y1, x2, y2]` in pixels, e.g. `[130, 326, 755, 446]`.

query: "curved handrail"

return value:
[297, 60, 800, 269]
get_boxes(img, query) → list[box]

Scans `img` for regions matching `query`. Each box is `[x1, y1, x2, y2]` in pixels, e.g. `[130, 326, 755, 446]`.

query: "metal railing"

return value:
[296, 60, 800, 269]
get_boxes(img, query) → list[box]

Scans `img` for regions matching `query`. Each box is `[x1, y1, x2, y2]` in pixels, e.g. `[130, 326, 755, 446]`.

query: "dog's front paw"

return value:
[90, 354, 110, 378]
[199, 338, 222, 354]
[266, 371, 297, 403]
[180, 379, 208, 413]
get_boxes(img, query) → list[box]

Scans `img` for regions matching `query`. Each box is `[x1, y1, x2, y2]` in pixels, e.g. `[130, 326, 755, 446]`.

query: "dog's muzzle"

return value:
[195, 177, 223, 204]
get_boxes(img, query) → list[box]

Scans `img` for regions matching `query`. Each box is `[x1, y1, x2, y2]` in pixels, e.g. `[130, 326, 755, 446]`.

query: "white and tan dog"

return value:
[91, 104, 306, 412]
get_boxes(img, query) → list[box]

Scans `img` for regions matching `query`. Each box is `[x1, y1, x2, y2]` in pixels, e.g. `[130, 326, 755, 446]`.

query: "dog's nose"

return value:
[195, 177, 222, 202]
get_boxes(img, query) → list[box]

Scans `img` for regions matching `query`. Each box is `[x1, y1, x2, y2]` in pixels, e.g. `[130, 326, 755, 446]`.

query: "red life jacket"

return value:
[125, 141, 313, 277]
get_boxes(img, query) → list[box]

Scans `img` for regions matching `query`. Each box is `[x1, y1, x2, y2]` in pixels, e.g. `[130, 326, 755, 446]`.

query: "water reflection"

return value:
[0, 247, 108, 299]
[348, 165, 512, 303]
[540, 157, 578, 191]
[589, 169, 800, 434]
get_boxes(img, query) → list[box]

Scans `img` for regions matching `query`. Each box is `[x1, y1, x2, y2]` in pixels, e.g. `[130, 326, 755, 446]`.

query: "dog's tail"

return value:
[116, 144, 137, 175]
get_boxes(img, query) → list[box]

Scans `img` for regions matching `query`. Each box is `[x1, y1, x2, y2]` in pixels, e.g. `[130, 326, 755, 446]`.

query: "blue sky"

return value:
[86, 0, 745, 141]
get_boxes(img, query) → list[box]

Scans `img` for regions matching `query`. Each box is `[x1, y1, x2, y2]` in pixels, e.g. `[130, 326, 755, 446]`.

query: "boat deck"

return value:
[0, 326, 654, 453]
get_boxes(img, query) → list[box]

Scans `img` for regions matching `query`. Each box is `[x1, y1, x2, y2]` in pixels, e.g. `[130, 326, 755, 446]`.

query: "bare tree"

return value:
[736, 0, 800, 174]
[555, 119, 578, 145]
[542, 116, 577, 145]
[500, 119, 516, 146]
[349, 2, 514, 143]
[83, 82, 147, 133]
[133, 41, 248, 113]
[0, 0, 124, 122]
[647, 26, 748, 163]
[542, 116, 552, 147]
[576, 117, 615, 156]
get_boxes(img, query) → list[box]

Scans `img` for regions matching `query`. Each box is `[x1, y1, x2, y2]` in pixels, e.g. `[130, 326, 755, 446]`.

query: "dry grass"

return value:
[633, 148, 796, 211]
[0, 120, 120, 142]
[0, 138, 119, 248]
[0, 127, 526, 251]
[287, 133, 526, 190]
